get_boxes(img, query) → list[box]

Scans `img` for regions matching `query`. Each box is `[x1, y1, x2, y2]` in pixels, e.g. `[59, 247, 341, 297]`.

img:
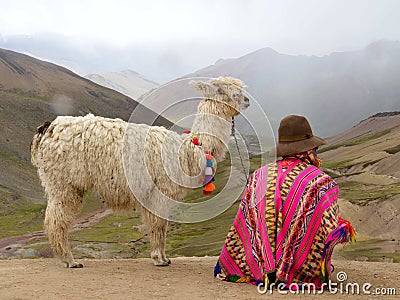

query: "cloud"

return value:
[1, 0, 399, 54]
[1, 0, 400, 82]
[51, 94, 74, 115]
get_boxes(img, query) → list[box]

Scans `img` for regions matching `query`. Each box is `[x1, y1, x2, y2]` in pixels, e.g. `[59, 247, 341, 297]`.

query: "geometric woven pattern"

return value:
[215, 158, 355, 288]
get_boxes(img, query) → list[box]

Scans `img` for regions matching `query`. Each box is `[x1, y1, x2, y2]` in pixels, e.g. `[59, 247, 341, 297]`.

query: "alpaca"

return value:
[31, 77, 249, 268]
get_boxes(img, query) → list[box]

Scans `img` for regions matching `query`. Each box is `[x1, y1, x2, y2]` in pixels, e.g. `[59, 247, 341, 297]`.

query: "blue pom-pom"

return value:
[206, 160, 213, 167]
[214, 262, 221, 277]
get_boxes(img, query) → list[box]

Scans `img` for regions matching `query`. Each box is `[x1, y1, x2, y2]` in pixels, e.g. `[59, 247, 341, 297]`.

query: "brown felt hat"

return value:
[270, 115, 327, 157]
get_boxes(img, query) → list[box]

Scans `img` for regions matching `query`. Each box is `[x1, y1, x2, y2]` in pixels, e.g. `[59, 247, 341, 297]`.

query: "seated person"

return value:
[214, 115, 355, 289]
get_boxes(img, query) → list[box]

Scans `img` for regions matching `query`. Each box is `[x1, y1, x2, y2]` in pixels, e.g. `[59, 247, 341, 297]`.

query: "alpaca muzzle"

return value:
[244, 96, 250, 107]
[239, 96, 250, 111]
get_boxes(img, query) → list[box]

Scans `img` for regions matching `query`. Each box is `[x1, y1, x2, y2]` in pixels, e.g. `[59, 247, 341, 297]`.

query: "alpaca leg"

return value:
[44, 188, 84, 268]
[141, 209, 170, 266]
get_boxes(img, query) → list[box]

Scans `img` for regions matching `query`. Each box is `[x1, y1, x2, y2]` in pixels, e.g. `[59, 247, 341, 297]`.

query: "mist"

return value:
[1, 1, 400, 82]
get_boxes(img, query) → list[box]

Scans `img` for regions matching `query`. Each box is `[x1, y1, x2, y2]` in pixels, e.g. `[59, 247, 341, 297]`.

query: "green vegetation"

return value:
[322, 169, 341, 179]
[249, 154, 273, 174]
[362, 158, 384, 168]
[0, 190, 46, 238]
[68, 200, 240, 259]
[0, 154, 250, 259]
[339, 239, 400, 263]
[319, 129, 393, 154]
[318, 144, 344, 154]
[339, 181, 400, 205]
[0, 212, 44, 239]
[70, 214, 143, 244]
[183, 153, 267, 204]
[66, 154, 264, 259]
[78, 190, 105, 217]
[385, 144, 400, 155]
[0, 188, 105, 239]
[322, 157, 361, 170]
[183, 155, 233, 204]
[3, 130, 398, 261]
[166, 203, 239, 257]
[320, 128, 396, 171]
[0, 89, 50, 103]
[343, 129, 393, 147]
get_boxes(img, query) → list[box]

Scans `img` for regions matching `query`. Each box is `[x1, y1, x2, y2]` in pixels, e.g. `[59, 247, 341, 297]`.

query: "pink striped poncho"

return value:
[214, 158, 355, 288]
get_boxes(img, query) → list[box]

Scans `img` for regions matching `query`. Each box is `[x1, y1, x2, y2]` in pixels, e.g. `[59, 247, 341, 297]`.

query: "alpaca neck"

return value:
[191, 103, 232, 162]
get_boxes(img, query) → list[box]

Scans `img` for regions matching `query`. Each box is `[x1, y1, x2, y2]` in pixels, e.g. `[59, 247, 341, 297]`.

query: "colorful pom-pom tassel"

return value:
[181, 137, 217, 195]
[183, 130, 201, 146]
[203, 182, 215, 194]
[203, 175, 214, 184]
[202, 153, 216, 194]
[205, 167, 213, 176]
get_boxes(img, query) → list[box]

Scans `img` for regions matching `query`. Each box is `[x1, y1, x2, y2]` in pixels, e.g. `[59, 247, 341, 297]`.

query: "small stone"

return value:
[23, 248, 37, 258]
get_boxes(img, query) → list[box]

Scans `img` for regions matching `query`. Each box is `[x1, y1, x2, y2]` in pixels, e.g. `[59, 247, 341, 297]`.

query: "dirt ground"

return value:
[0, 257, 399, 300]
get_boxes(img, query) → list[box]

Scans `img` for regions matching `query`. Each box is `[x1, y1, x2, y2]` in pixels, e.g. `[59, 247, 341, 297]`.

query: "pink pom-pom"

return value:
[203, 175, 214, 185]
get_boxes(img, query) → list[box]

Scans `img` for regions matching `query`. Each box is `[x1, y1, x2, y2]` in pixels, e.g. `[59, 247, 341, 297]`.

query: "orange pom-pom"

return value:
[205, 153, 213, 160]
[203, 182, 215, 194]
[204, 182, 215, 191]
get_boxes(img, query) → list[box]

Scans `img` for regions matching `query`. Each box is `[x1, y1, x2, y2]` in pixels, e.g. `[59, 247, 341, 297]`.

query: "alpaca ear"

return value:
[189, 80, 218, 97]
[208, 77, 245, 98]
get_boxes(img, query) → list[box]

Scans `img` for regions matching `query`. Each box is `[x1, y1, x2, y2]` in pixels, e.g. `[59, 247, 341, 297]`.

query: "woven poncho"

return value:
[215, 158, 355, 288]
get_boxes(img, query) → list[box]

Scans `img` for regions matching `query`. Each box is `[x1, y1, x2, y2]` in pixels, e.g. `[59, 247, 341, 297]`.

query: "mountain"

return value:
[3, 36, 399, 137]
[321, 111, 400, 179]
[0, 48, 173, 207]
[85, 70, 159, 100]
[183, 40, 400, 137]
[0, 106, 399, 263]
[318, 112, 400, 262]
[0, 33, 197, 83]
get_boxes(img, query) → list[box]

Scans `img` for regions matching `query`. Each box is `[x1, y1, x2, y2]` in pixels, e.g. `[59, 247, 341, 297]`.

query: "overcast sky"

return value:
[1, 0, 399, 81]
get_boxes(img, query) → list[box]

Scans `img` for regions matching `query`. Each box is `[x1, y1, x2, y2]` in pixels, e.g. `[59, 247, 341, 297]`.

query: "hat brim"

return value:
[269, 136, 327, 157]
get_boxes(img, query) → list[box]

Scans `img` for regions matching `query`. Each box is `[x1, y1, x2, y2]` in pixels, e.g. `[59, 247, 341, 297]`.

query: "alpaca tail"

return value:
[30, 120, 53, 167]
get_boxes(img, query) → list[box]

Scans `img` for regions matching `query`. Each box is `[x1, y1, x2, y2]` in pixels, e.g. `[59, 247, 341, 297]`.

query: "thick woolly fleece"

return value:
[31, 77, 248, 268]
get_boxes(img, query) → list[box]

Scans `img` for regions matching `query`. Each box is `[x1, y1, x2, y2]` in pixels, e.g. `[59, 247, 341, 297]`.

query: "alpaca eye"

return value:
[232, 93, 240, 101]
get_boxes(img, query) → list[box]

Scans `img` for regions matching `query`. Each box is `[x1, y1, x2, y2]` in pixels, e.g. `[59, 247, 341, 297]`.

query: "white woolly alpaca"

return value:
[31, 77, 249, 268]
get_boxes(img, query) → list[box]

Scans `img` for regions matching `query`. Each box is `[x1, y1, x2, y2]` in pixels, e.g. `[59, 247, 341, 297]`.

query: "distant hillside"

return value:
[0, 48, 173, 207]
[321, 112, 400, 178]
[326, 111, 400, 147]
[0, 108, 399, 263]
[318, 112, 400, 257]
[85, 70, 159, 100]
[183, 40, 400, 137]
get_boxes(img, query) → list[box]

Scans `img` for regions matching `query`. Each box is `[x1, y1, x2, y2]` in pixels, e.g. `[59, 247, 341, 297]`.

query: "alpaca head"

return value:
[190, 77, 250, 117]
